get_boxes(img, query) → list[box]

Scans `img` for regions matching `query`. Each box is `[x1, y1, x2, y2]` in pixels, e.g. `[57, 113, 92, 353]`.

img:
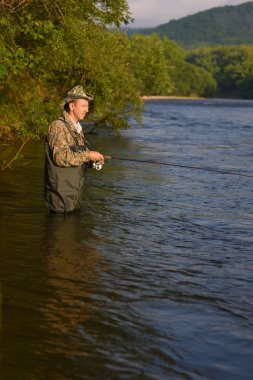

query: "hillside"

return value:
[127, 2, 253, 48]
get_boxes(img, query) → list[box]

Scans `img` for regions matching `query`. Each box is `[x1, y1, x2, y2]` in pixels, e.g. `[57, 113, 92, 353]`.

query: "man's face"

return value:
[69, 99, 89, 121]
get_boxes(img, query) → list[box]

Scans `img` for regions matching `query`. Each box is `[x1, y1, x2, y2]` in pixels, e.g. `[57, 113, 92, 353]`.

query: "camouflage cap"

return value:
[64, 85, 94, 104]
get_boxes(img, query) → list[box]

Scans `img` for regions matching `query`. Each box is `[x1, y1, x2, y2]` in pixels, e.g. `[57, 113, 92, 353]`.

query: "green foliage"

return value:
[160, 38, 217, 97]
[0, 0, 138, 138]
[44, 22, 143, 129]
[129, 34, 173, 96]
[187, 45, 253, 98]
[127, 34, 216, 98]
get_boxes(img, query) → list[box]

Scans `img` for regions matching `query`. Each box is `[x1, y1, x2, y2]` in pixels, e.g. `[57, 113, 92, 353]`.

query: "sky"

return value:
[127, 0, 251, 27]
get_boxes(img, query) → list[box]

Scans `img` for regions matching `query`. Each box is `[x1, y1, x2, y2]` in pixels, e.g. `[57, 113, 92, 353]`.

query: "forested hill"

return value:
[127, 2, 253, 48]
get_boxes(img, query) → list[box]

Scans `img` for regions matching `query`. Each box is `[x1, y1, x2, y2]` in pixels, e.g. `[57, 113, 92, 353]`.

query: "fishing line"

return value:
[103, 155, 253, 179]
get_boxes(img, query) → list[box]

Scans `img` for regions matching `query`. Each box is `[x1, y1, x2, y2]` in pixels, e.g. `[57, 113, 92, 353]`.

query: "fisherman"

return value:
[44, 85, 104, 214]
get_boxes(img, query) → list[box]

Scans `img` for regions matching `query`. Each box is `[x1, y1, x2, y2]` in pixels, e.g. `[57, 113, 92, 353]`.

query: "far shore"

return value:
[142, 95, 204, 100]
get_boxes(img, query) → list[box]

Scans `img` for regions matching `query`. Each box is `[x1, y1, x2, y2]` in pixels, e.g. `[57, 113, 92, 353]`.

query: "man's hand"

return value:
[89, 151, 104, 164]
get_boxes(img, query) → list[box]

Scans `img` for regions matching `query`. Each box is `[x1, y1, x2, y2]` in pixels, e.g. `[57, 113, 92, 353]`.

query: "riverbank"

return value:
[142, 95, 204, 100]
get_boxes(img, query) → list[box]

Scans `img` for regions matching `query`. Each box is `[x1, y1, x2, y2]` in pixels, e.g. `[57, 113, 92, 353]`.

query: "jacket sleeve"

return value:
[47, 121, 90, 167]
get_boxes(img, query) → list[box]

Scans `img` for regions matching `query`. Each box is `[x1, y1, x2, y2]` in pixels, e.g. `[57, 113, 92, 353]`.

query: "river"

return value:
[1, 99, 253, 379]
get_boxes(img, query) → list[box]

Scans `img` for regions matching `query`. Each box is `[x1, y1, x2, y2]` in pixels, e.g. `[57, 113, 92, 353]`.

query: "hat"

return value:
[64, 85, 94, 104]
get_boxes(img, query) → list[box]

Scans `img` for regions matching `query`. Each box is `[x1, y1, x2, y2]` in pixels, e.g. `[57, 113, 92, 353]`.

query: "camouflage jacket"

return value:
[47, 111, 90, 167]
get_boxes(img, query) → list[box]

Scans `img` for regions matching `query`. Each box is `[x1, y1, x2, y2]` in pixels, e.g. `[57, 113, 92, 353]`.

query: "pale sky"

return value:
[127, 0, 251, 27]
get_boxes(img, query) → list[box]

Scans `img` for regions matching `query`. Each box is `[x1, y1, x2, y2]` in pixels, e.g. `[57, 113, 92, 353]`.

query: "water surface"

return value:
[1, 99, 253, 379]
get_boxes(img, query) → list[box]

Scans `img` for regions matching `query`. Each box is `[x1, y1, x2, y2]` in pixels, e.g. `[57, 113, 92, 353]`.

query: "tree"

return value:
[162, 38, 217, 97]
[129, 34, 173, 96]
[187, 45, 253, 98]
[0, 0, 136, 139]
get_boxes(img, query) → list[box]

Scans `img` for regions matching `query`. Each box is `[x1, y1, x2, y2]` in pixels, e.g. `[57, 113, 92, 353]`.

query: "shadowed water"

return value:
[1, 99, 253, 379]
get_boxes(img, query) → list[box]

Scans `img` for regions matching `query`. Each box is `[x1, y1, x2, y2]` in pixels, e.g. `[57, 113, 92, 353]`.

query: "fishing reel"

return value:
[92, 161, 103, 171]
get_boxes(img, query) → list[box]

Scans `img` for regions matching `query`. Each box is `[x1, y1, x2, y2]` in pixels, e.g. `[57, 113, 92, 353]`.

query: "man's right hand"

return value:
[89, 151, 105, 164]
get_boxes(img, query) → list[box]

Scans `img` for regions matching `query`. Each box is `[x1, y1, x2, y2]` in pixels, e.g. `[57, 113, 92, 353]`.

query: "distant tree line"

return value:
[0, 1, 253, 140]
[187, 45, 253, 99]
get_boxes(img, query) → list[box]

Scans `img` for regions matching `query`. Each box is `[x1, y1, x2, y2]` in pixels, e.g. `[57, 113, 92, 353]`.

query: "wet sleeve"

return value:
[48, 122, 90, 167]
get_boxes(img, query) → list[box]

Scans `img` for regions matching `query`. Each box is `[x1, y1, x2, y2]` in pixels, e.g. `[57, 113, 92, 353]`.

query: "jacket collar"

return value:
[63, 111, 83, 134]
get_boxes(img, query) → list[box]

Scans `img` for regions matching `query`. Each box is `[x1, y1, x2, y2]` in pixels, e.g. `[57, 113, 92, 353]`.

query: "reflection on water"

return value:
[1, 99, 253, 379]
[42, 214, 102, 337]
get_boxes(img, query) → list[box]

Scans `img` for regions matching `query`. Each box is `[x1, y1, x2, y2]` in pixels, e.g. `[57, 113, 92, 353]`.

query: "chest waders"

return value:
[44, 118, 89, 214]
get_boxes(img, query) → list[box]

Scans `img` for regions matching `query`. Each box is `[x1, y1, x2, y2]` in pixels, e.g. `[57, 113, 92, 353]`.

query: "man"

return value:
[44, 85, 104, 214]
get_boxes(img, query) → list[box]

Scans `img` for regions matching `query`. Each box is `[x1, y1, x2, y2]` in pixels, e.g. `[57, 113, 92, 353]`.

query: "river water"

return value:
[1, 99, 253, 380]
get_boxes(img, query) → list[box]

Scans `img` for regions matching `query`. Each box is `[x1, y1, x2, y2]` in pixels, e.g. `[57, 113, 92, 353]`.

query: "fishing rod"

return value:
[100, 155, 253, 179]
